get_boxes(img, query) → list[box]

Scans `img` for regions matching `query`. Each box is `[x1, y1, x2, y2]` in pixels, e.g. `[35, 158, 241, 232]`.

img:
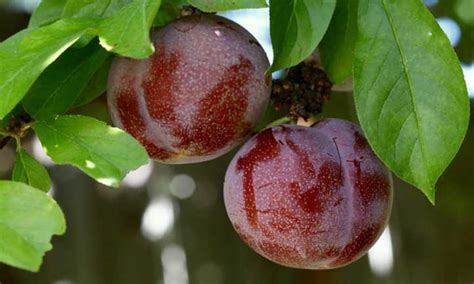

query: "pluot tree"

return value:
[0, 0, 469, 274]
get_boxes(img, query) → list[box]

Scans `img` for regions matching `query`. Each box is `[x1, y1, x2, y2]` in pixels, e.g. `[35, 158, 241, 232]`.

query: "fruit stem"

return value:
[263, 116, 293, 130]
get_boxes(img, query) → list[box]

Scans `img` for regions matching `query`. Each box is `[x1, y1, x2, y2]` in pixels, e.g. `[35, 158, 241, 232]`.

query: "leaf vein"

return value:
[382, 0, 430, 186]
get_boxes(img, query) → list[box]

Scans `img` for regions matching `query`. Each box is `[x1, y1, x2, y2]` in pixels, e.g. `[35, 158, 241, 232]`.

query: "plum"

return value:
[107, 14, 271, 163]
[224, 119, 393, 269]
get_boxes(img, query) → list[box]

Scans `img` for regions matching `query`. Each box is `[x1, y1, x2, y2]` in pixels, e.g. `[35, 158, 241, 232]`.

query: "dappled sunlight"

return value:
[31, 135, 54, 167]
[98, 38, 115, 52]
[161, 244, 189, 284]
[423, 0, 439, 8]
[5, 0, 40, 13]
[122, 160, 153, 188]
[96, 177, 118, 187]
[169, 174, 196, 199]
[141, 197, 175, 241]
[107, 126, 124, 136]
[462, 63, 474, 98]
[85, 160, 96, 169]
[368, 226, 394, 277]
[437, 17, 461, 47]
[47, 181, 55, 197]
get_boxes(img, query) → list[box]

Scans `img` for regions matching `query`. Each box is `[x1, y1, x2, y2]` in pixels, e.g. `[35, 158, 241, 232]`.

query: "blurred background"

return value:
[0, 0, 473, 283]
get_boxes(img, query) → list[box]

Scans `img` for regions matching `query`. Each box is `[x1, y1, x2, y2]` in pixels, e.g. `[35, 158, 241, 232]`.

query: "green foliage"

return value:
[23, 40, 110, 120]
[0, 0, 163, 119]
[73, 56, 113, 107]
[353, 0, 470, 203]
[0, 181, 65, 272]
[32, 115, 149, 187]
[0, 17, 97, 119]
[28, 0, 67, 28]
[153, 0, 187, 27]
[102, 0, 135, 17]
[62, 0, 111, 18]
[97, 0, 161, 58]
[189, 0, 267, 12]
[0, 0, 470, 272]
[319, 0, 359, 84]
[12, 149, 51, 193]
[269, 0, 336, 72]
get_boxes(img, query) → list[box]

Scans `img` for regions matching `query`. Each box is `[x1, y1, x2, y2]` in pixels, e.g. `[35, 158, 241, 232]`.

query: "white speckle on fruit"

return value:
[107, 15, 271, 164]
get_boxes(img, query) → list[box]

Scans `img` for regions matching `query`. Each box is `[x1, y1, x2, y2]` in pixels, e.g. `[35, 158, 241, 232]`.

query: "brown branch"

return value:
[0, 113, 32, 150]
[0, 136, 11, 150]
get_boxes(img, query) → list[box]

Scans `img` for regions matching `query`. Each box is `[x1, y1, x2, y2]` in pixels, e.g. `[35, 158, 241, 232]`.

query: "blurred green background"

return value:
[0, 0, 473, 283]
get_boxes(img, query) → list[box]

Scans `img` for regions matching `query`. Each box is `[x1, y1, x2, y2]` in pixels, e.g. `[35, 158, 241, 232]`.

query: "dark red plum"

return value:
[107, 14, 271, 163]
[224, 119, 393, 269]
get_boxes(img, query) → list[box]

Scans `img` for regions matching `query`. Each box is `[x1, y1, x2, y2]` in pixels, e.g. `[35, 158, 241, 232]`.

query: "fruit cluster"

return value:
[107, 14, 393, 269]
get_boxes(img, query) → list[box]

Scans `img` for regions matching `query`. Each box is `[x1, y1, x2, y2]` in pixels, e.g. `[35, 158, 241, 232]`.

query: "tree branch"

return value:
[0, 136, 12, 150]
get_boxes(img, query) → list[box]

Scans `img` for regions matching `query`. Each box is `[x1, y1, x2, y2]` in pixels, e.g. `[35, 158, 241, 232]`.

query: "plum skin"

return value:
[107, 14, 271, 164]
[224, 119, 393, 269]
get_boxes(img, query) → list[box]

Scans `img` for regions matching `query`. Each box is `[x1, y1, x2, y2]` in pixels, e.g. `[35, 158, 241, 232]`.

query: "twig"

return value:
[0, 136, 12, 150]
[0, 113, 32, 150]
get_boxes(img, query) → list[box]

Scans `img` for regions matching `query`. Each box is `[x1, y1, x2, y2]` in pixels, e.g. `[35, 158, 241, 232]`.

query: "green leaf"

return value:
[30, 0, 127, 25]
[153, 0, 186, 27]
[98, 0, 161, 58]
[269, 0, 336, 72]
[61, 0, 113, 48]
[12, 149, 51, 193]
[62, 0, 111, 18]
[102, 0, 134, 17]
[354, 0, 470, 203]
[28, 0, 67, 28]
[0, 181, 65, 272]
[0, 17, 99, 120]
[23, 41, 110, 120]
[188, 0, 267, 12]
[73, 56, 113, 107]
[0, 29, 32, 55]
[319, 0, 359, 84]
[63, 0, 133, 48]
[32, 115, 149, 187]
